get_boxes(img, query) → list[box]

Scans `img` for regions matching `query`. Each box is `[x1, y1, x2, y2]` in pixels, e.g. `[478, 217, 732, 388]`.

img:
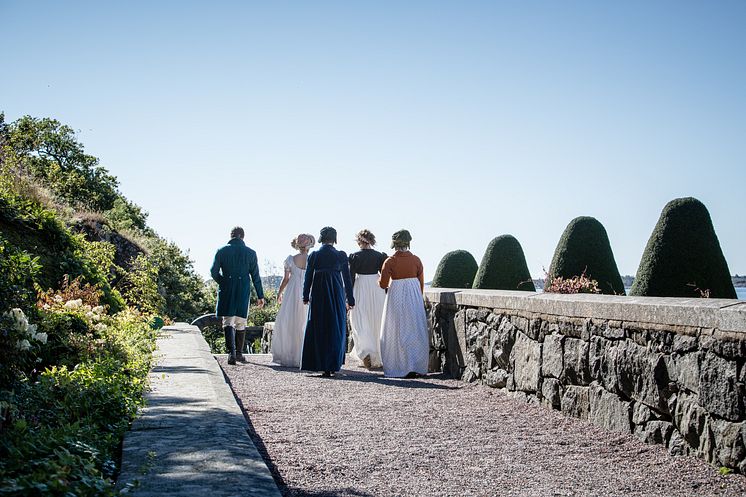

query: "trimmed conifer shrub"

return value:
[473, 235, 535, 291]
[630, 197, 736, 298]
[431, 250, 478, 289]
[545, 216, 625, 295]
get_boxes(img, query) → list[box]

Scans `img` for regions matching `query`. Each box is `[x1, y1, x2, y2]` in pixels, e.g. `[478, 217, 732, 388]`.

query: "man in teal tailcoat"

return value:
[210, 226, 265, 365]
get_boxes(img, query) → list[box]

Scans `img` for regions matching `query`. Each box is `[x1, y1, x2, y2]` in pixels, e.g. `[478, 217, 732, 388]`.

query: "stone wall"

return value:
[425, 288, 746, 472]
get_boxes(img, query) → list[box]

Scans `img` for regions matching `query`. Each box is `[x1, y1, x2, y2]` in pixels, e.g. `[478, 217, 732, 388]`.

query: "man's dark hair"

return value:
[230, 226, 245, 239]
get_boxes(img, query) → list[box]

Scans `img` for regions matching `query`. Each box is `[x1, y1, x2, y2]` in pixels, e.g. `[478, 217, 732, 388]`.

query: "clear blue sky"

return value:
[2, 1, 744, 282]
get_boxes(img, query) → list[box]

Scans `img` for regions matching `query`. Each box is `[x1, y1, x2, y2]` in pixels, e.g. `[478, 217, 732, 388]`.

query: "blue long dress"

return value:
[301, 244, 355, 372]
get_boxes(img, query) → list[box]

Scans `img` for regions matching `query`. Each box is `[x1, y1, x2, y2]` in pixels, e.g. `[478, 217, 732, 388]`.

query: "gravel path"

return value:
[220, 354, 746, 497]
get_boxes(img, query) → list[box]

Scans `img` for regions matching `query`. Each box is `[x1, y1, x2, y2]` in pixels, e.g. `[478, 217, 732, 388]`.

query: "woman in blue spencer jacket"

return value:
[301, 226, 355, 377]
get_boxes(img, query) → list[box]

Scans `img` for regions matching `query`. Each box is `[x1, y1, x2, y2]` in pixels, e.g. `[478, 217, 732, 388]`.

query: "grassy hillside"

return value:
[0, 112, 213, 496]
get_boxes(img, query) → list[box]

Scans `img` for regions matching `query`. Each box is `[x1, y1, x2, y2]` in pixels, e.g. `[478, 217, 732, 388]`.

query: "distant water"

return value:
[523, 287, 746, 300]
[737, 287, 746, 300]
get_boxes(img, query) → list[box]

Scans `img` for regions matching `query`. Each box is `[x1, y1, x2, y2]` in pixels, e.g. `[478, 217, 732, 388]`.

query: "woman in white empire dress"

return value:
[348, 229, 387, 369]
[271, 233, 315, 367]
[378, 229, 429, 378]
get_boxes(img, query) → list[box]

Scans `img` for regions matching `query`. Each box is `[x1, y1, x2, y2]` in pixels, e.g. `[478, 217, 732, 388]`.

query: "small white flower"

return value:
[26, 324, 37, 335]
[54, 295, 63, 303]
[94, 323, 108, 332]
[33, 332, 48, 344]
[92, 306, 105, 315]
[16, 339, 31, 351]
[85, 311, 95, 320]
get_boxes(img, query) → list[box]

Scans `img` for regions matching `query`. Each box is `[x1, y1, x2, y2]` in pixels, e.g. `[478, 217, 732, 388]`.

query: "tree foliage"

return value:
[473, 235, 535, 291]
[0, 113, 212, 320]
[6, 116, 119, 211]
[630, 197, 736, 298]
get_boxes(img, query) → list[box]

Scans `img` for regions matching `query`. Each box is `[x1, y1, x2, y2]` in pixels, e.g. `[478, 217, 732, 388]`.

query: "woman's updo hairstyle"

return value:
[355, 229, 376, 247]
[291, 233, 316, 250]
[319, 226, 337, 244]
[391, 229, 412, 250]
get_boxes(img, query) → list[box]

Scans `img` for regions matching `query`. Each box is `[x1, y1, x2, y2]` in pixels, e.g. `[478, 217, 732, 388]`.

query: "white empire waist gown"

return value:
[271, 255, 307, 368]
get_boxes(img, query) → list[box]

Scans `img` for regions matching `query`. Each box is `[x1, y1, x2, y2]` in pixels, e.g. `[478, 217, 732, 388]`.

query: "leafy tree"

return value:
[546, 216, 625, 295]
[431, 250, 478, 289]
[105, 197, 152, 235]
[7, 116, 119, 210]
[630, 197, 736, 298]
[473, 235, 535, 291]
[145, 238, 212, 321]
[118, 253, 165, 314]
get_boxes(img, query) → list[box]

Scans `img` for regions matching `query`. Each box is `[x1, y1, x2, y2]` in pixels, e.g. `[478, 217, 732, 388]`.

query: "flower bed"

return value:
[0, 284, 157, 496]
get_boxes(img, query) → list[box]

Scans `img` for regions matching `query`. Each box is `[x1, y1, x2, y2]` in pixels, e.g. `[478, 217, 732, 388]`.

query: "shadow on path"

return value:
[119, 394, 277, 495]
[259, 363, 462, 390]
[330, 372, 462, 390]
[152, 364, 215, 375]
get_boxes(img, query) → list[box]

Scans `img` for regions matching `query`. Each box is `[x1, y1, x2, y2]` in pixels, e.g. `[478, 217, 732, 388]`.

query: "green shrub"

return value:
[202, 288, 279, 354]
[145, 238, 212, 321]
[630, 197, 736, 298]
[118, 253, 165, 315]
[0, 235, 40, 313]
[545, 216, 625, 295]
[0, 308, 155, 496]
[472, 235, 535, 291]
[431, 250, 479, 289]
[249, 288, 280, 327]
[0, 174, 124, 312]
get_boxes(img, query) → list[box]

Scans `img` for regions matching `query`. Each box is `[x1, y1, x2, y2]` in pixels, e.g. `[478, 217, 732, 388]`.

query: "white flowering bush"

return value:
[1, 309, 48, 385]
[1, 291, 157, 496]
[3, 308, 47, 350]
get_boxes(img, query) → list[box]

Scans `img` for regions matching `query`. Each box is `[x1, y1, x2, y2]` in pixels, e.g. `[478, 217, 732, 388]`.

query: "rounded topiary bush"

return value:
[431, 250, 478, 289]
[473, 235, 535, 291]
[630, 197, 736, 298]
[546, 216, 625, 295]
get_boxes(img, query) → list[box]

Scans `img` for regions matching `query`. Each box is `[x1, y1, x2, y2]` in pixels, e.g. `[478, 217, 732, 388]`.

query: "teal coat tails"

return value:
[210, 238, 264, 317]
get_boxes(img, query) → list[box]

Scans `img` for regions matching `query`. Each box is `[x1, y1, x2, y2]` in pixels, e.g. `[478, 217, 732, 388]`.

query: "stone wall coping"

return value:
[424, 289, 746, 334]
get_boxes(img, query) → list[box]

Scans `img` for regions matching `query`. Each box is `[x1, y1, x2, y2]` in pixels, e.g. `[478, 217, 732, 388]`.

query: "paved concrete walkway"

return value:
[117, 323, 281, 497]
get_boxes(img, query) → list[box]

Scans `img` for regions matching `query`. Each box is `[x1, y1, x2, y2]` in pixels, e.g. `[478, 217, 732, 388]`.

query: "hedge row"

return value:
[431, 197, 736, 299]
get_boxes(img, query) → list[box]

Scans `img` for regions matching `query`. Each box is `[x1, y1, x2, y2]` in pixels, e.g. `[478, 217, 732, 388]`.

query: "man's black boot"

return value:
[235, 329, 247, 362]
[224, 326, 236, 365]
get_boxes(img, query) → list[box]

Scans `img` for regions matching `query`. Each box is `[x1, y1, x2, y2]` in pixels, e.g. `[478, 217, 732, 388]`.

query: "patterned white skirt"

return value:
[350, 274, 386, 367]
[380, 277, 429, 378]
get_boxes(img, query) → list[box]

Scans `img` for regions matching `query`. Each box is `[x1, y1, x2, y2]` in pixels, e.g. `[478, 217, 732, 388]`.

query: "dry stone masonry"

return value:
[425, 289, 746, 473]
